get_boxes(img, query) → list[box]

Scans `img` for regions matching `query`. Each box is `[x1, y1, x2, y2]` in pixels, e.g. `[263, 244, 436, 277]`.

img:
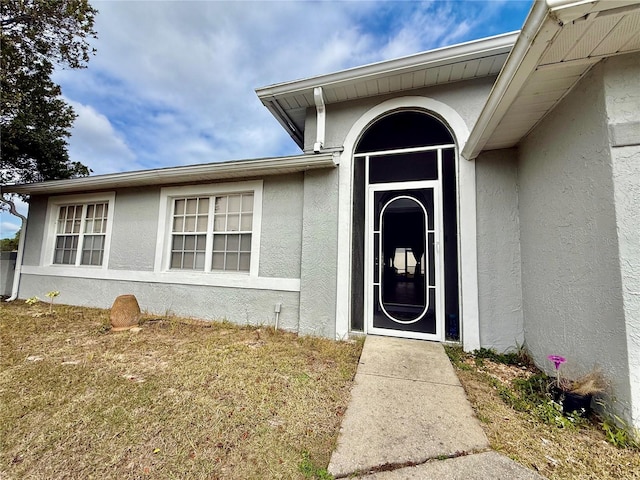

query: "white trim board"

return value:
[20, 265, 301, 292]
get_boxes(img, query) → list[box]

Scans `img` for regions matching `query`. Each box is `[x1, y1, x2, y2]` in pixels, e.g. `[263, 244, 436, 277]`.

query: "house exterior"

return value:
[2, 0, 639, 430]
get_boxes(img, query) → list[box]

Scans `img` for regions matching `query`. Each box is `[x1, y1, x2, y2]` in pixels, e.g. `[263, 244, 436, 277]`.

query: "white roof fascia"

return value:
[462, 0, 640, 159]
[462, 0, 556, 160]
[1, 153, 338, 196]
[255, 31, 518, 99]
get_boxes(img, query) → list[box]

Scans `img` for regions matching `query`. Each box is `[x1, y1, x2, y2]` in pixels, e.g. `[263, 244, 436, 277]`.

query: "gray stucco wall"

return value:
[259, 174, 304, 279]
[604, 53, 640, 428]
[109, 187, 160, 271]
[305, 77, 497, 151]
[22, 195, 47, 267]
[518, 60, 631, 415]
[298, 168, 339, 338]
[475, 148, 524, 352]
[16, 173, 312, 334]
[18, 274, 300, 330]
[1, 251, 17, 296]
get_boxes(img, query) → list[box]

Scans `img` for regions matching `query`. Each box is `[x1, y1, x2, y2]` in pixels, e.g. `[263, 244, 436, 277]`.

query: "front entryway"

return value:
[351, 110, 460, 342]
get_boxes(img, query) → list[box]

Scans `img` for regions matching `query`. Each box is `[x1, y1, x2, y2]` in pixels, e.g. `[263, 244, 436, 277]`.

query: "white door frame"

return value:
[364, 159, 445, 341]
[335, 97, 479, 350]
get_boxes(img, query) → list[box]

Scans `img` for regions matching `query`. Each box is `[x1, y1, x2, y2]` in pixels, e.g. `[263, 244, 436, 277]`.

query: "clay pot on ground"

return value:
[110, 294, 141, 331]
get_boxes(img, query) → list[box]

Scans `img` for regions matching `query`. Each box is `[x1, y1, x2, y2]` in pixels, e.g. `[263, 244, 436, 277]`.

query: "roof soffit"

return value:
[464, 0, 640, 158]
[256, 32, 519, 149]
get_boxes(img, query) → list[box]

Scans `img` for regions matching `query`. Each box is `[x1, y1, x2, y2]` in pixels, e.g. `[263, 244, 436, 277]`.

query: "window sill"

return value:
[21, 265, 300, 292]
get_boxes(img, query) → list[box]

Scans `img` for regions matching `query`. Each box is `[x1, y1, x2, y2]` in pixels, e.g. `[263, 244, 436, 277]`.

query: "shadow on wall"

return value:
[1, 251, 17, 297]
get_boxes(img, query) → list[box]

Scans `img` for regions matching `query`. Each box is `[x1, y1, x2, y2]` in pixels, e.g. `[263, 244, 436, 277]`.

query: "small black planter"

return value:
[550, 386, 592, 415]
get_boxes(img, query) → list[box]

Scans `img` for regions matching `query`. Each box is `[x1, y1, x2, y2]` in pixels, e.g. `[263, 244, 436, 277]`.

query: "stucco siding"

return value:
[475, 148, 524, 352]
[22, 195, 46, 267]
[259, 174, 304, 279]
[109, 187, 160, 271]
[18, 274, 300, 330]
[298, 168, 339, 338]
[604, 53, 640, 429]
[306, 76, 496, 152]
[518, 61, 630, 415]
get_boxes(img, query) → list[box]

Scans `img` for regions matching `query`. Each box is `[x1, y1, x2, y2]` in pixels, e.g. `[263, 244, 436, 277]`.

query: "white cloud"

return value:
[48, 0, 530, 175]
[66, 100, 137, 175]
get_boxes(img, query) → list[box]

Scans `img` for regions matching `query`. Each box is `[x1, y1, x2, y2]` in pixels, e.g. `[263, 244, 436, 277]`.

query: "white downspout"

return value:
[1, 196, 27, 302]
[313, 86, 326, 153]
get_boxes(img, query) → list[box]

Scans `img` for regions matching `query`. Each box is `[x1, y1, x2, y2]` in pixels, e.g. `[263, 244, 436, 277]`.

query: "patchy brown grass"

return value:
[449, 350, 640, 480]
[0, 301, 363, 479]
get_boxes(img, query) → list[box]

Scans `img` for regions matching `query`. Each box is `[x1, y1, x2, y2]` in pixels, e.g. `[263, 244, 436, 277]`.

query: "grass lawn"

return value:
[0, 301, 363, 479]
[447, 347, 640, 480]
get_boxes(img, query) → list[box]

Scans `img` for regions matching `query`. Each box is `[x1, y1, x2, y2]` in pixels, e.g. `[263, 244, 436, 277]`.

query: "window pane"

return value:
[196, 215, 208, 231]
[183, 252, 194, 269]
[240, 213, 252, 231]
[227, 214, 239, 231]
[172, 235, 184, 250]
[195, 252, 205, 270]
[173, 217, 184, 232]
[212, 252, 225, 270]
[215, 196, 227, 214]
[213, 235, 225, 251]
[85, 219, 94, 233]
[213, 215, 226, 232]
[226, 253, 239, 270]
[199, 197, 209, 214]
[186, 198, 198, 214]
[175, 199, 185, 215]
[240, 234, 252, 251]
[171, 252, 182, 268]
[239, 253, 251, 271]
[184, 235, 196, 250]
[227, 234, 239, 251]
[86, 204, 95, 218]
[184, 216, 196, 232]
[196, 235, 207, 250]
[241, 194, 253, 212]
[228, 195, 241, 213]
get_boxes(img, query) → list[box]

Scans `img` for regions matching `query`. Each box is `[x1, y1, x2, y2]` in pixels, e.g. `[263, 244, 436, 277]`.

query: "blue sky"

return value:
[1, 0, 533, 238]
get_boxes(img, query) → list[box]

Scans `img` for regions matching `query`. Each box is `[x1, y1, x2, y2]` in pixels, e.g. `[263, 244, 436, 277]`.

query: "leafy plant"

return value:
[298, 451, 333, 479]
[25, 296, 39, 306]
[45, 290, 60, 314]
[602, 417, 639, 450]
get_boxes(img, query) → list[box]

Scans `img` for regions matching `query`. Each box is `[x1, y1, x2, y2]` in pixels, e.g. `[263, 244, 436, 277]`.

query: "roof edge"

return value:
[255, 31, 519, 99]
[462, 0, 553, 160]
[1, 153, 338, 196]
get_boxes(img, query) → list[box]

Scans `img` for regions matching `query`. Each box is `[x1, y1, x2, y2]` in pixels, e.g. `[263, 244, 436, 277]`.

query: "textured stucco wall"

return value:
[305, 77, 496, 151]
[259, 174, 304, 278]
[18, 274, 300, 330]
[0, 251, 17, 296]
[298, 168, 339, 338]
[21, 195, 47, 267]
[604, 53, 640, 428]
[16, 173, 311, 334]
[475, 148, 524, 352]
[518, 61, 631, 417]
[109, 187, 159, 271]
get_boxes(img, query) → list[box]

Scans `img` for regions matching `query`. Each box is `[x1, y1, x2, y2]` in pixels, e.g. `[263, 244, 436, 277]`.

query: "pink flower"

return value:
[547, 354, 566, 370]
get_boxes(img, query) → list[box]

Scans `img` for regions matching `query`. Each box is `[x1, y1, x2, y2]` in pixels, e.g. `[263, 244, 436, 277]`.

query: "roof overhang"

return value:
[1, 153, 339, 196]
[463, 0, 640, 159]
[256, 32, 519, 149]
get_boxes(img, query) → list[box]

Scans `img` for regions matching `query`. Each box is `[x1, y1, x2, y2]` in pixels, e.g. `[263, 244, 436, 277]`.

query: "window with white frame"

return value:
[159, 181, 262, 275]
[45, 193, 115, 268]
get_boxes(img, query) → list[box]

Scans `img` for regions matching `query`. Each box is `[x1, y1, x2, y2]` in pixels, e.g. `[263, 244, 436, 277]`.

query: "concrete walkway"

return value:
[328, 336, 546, 479]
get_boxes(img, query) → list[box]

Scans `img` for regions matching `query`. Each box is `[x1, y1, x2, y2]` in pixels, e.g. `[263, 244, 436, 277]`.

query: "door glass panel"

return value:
[369, 151, 438, 184]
